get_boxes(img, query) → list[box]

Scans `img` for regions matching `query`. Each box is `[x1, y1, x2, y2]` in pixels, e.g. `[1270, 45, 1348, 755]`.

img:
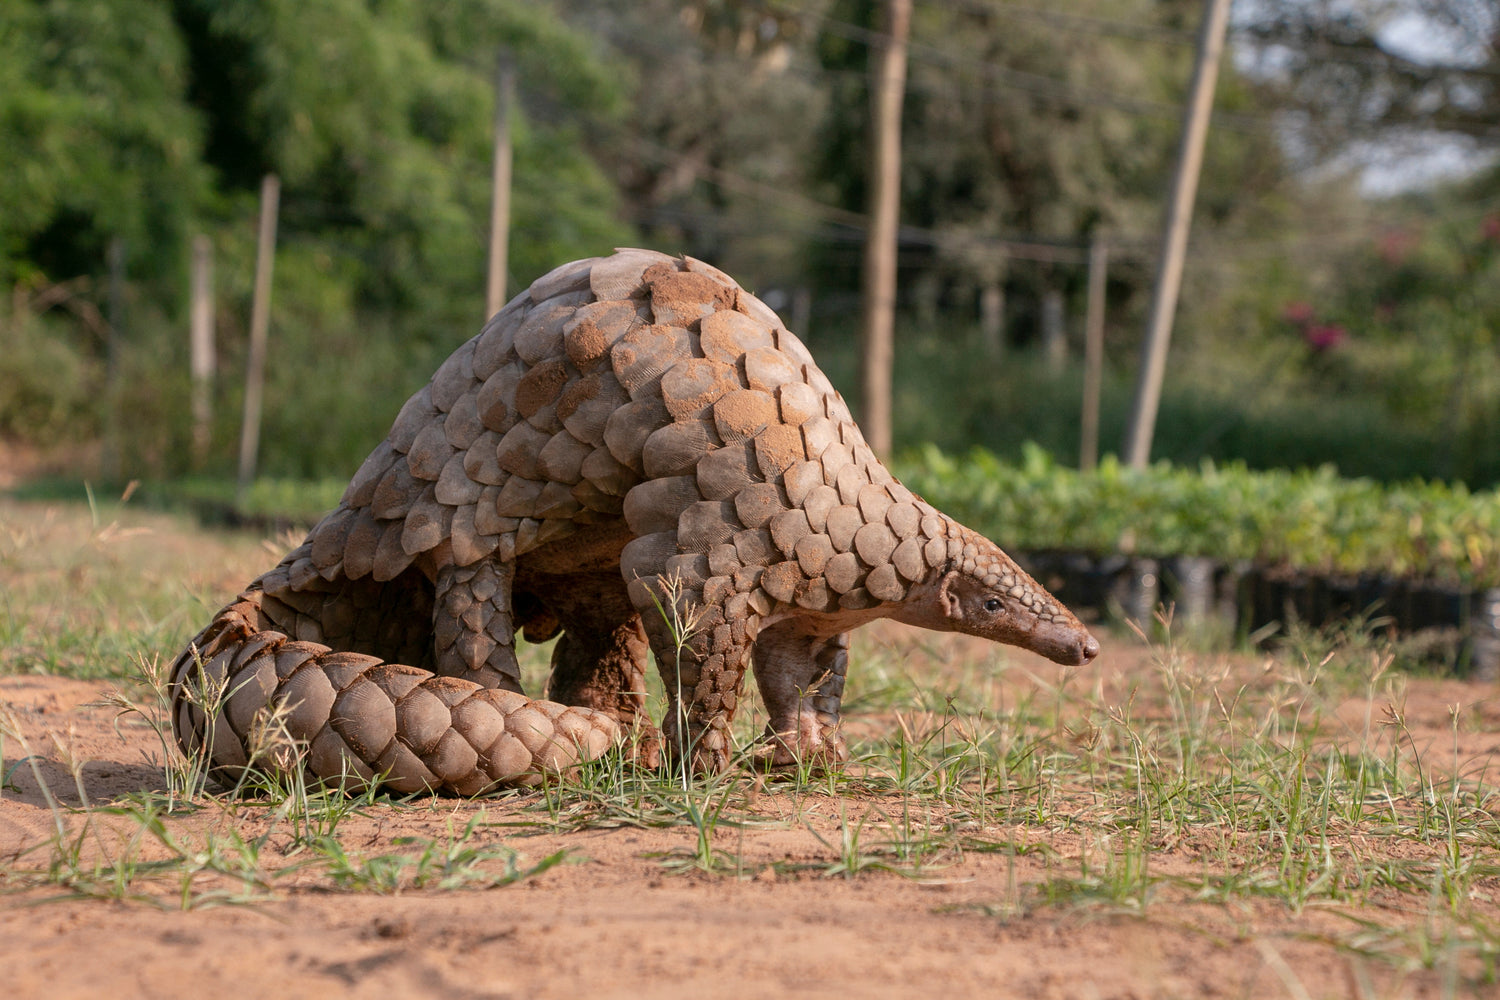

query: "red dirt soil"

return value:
[4, 635, 1499, 999]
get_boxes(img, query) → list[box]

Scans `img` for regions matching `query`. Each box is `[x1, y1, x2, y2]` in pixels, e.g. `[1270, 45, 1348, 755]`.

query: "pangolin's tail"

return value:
[167, 585, 621, 795]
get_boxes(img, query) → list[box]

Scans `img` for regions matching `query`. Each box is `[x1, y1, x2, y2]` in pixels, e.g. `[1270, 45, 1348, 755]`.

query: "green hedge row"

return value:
[895, 444, 1500, 587]
[42, 443, 1500, 590]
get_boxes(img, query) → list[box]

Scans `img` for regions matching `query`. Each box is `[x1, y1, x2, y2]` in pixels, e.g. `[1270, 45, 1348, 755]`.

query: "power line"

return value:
[626, 135, 1107, 263]
[800, 6, 1278, 134]
[793, 2, 1496, 138]
[574, 3, 1385, 143]
[629, 124, 1500, 271]
[914, 0, 1196, 46]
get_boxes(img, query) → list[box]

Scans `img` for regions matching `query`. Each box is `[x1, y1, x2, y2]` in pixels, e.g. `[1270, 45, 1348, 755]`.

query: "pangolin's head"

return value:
[894, 526, 1099, 666]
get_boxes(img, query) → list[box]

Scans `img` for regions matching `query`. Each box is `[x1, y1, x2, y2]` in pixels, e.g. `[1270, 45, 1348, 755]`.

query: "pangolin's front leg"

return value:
[653, 620, 754, 775]
[624, 549, 759, 774]
[431, 560, 524, 692]
[751, 623, 850, 768]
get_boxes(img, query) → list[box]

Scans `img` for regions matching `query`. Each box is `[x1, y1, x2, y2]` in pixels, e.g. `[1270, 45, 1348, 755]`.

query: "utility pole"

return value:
[858, 0, 911, 461]
[486, 50, 515, 319]
[190, 234, 215, 465]
[237, 173, 279, 503]
[1121, 0, 1232, 468]
[1080, 239, 1108, 472]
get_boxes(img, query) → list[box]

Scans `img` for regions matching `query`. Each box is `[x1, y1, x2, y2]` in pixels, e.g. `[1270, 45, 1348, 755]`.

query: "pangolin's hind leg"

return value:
[750, 623, 850, 769]
[545, 615, 649, 722]
[529, 571, 657, 764]
[431, 560, 524, 693]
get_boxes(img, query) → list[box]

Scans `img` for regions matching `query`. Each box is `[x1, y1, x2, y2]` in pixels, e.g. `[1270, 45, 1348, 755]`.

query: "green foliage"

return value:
[0, 0, 210, 291]
[1295, 203, 1500, 486]
[562, 0, 834, 286]
[0, 0, 634, 479]
[0, 313, 103, 444]
[182, 0, 631, 321]
[3, 0, 1495, 503]
[898, 444, 1500, 585]
[809, 0, 1283, 307]
[807, 315, 1483, 487]
[1241, 0, 1498, 160]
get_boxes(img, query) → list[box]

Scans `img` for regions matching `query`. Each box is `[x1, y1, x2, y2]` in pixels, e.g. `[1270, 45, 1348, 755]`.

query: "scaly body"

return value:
[169, 249, 1098, 793]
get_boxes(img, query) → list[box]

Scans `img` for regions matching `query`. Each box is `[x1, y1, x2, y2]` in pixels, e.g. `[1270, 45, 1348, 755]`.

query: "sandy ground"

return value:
[4, 641, 1499, 1000]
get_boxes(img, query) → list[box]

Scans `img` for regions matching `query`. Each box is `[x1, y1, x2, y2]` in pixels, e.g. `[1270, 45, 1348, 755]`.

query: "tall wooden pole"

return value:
[237, 174, 279, 502]
[102, 236, 126, 481]
[1041, 285, 1066, 371]
[190, 234, 215, 465]
[486, 50, 515, 319]
[979, 280, 1005, 358]
[1121, 0, 1232, 468]
[858, 0, 911, 460]
[1080, 240, 1107, 472]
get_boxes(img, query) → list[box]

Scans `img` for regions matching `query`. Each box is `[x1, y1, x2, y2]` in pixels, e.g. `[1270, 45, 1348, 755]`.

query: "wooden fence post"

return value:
[102, 237, 126, 480]
[979, 280, 1005, 358]
[486, 50, 515, 320]
[1041, 285, 1066, 371]
[190, 234, 215, 464]
[237, 174, 280, 504]
[1080, 240, 1107, 471]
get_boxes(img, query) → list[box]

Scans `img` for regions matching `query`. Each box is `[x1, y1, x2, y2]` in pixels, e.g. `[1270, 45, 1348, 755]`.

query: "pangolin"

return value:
[169, 248, 1099, 793]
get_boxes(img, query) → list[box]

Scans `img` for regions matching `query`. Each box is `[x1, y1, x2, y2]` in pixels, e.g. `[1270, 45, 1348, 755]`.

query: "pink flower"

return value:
[1304, 323, 1347, 352]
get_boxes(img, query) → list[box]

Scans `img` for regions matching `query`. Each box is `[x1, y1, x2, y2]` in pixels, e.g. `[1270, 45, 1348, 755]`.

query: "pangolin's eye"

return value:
[983, 598, 1002, 613]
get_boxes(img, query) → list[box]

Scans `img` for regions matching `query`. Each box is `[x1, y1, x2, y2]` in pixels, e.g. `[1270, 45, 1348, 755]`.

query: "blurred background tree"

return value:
[2, 0, 1497, 488]
[2, 0, 630, 477]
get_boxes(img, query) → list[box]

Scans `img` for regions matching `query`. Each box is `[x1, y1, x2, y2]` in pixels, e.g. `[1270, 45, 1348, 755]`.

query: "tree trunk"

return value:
[237, 174, 280, 502]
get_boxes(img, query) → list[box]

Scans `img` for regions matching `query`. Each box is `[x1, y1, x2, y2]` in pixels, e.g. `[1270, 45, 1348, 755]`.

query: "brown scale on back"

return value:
[169, 249, 1098, 792]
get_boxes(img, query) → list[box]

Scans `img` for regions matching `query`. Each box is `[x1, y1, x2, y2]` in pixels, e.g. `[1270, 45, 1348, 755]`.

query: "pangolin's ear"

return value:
[938, 571, 963, 622]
